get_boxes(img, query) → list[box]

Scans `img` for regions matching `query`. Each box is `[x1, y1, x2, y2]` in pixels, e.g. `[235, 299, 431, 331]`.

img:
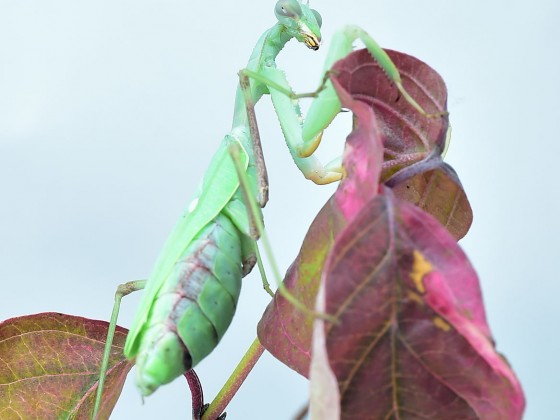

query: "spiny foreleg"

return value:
[239, 68, 343, 185]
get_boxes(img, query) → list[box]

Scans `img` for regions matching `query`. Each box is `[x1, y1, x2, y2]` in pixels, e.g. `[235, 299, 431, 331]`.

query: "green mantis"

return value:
[94, 0, 442, 415]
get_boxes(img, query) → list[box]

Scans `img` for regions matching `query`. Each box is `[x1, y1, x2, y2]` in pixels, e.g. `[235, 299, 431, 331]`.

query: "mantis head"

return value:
[275, 0, 322, 50]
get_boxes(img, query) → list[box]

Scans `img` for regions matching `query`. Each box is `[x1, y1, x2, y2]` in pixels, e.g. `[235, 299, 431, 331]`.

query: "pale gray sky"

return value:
[1, 1, 558, 418]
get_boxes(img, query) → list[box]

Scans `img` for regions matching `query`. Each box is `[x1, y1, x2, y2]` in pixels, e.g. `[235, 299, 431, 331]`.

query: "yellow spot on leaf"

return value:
[433, 316, 451, 332]
[410, 250, 433, 293]
[407, 291, 425, 306]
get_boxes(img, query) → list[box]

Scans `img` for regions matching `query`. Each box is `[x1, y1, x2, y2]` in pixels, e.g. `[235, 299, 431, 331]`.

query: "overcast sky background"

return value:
[1, 1, 558, 418]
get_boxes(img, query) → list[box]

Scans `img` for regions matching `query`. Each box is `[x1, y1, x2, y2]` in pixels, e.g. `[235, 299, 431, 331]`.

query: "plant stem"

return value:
[201, 337, 265, 420]
[185, 369, 204, 420]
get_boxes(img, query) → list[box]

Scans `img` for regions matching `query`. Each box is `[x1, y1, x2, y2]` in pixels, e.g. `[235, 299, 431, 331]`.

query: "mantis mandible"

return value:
[93, 0, 441, 414]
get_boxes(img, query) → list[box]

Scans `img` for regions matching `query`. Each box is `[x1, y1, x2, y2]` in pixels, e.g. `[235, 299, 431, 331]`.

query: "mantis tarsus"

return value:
[93, 0, 442, 416]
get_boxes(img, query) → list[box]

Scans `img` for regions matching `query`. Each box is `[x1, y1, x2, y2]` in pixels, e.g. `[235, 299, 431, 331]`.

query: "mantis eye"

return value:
[275, 0, 302, 19]
[311, 9, 322, 28]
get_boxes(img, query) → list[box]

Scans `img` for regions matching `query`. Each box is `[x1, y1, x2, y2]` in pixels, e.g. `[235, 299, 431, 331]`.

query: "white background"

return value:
[1, 1, 558, 418]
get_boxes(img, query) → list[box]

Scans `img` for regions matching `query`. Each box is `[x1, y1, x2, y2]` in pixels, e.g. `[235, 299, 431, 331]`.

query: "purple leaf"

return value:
[310, 190, 524, 419]
[259, 47, 523, 418]
[334, 48, 472, 239]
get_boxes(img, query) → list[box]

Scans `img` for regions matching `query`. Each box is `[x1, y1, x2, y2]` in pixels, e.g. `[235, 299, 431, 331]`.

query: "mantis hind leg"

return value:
[92, 280, 147, 420]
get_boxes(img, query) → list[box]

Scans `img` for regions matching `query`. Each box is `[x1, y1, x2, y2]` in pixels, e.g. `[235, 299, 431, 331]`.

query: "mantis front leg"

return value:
[239, 69, 343, 186]
[239, 66, 342, 185]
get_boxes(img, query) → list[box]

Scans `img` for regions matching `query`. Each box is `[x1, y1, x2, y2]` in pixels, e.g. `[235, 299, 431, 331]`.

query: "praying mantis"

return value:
[93, 0, 442, 415]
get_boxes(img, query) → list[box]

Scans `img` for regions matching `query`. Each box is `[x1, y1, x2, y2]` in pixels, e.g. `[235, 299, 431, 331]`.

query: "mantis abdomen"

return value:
[133, 208, 247, 395]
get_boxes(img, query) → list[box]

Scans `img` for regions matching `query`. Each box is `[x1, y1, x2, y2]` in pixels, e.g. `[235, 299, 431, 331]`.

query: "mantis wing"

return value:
[124, 138, 249, 358]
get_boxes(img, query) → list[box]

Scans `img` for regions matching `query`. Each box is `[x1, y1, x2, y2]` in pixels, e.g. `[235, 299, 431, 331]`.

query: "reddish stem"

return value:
[185, 369, 205, 419]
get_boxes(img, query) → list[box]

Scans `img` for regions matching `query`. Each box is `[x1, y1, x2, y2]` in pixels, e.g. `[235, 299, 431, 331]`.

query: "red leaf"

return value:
[259, 48, 523, 418]
[310, 190, 524, 419]
[334, 48, 472, 239]
[0, 313, 132, 420]
[389, 161, 472, 239]
[334, 49, 448, 171]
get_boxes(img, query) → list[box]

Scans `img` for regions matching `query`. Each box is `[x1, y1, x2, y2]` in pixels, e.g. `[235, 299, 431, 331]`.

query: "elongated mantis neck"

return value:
[231, 23, 293, 129]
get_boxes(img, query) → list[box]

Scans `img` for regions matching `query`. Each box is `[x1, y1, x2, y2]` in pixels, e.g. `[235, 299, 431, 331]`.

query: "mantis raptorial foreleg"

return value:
[239, 67, 344, 193]
[239, 68, 344, 185]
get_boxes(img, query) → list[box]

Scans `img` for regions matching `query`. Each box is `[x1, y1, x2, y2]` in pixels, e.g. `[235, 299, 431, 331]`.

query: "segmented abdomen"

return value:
[134, 212, 243, 395]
